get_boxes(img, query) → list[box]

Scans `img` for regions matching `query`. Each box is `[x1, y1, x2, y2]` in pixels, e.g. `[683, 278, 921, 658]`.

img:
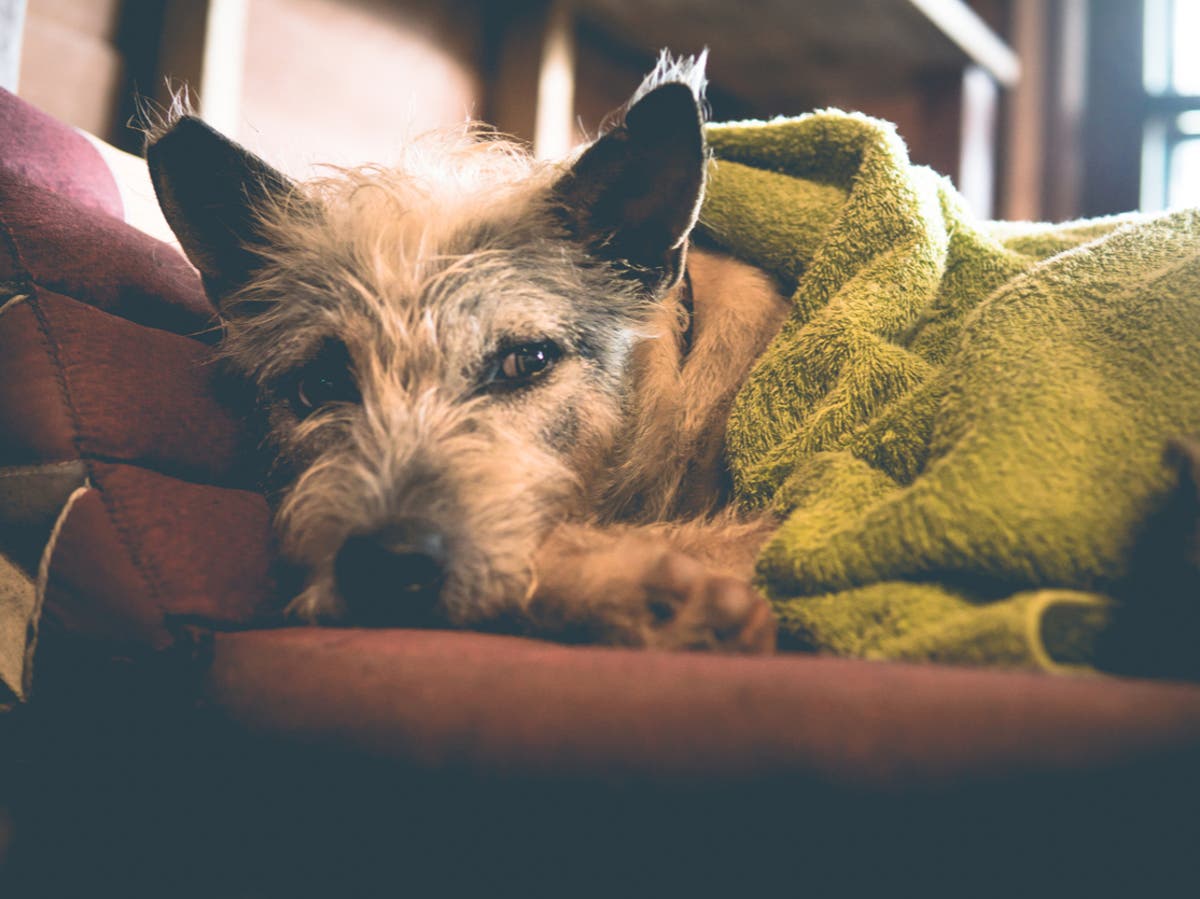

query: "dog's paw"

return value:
[637, 550, 776, 654]
[529, 526, 777, 654]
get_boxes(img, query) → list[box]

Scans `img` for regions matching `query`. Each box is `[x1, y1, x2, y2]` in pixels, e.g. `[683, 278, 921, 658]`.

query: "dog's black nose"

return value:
[334, 519, 447, 626]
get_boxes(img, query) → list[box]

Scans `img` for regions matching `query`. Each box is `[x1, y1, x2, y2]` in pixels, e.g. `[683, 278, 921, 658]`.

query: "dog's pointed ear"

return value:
[147, 115, 300, 309]
[552, 53, 708, 294]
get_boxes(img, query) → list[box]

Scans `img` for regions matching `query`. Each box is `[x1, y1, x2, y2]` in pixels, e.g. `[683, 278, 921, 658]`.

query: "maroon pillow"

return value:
[0, 88, 280, 658]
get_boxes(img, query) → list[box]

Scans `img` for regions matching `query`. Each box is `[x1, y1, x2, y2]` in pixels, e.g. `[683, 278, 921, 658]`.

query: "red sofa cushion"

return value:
[0, 88, 280, 660]
[206, 626, 1200, 783]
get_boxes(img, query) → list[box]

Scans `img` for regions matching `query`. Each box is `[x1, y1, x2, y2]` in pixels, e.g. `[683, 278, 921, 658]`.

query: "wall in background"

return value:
[238, 0, 484, 175]
[17, 0, 127, 140]
[10, 0, 1031, 221]
[14, 0, 488, 172]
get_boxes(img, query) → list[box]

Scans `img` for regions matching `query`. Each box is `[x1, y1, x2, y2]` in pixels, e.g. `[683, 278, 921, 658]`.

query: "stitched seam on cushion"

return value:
[26, 275, 217, 343]
[0, 201, 29, 272]
[25, 287, 167, 613]
[14, 291, 246, 491]
[0, 186, 195, 618]
[0, 460, 86, 478]
[1, 201, 215, 341]
[68, 451, 257, 493]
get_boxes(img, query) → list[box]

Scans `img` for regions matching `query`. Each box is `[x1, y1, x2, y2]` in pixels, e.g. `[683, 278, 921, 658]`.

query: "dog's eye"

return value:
[295, 370, 358, 412]
[290, 342, 360, 416]
[497, 342, 562, 383]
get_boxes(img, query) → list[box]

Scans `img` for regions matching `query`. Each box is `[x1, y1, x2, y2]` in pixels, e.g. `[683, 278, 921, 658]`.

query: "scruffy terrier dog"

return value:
[147, 56, 783, 652]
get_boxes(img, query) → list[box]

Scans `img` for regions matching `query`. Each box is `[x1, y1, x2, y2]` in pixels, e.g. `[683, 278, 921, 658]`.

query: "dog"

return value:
[146, 54, 783, 653]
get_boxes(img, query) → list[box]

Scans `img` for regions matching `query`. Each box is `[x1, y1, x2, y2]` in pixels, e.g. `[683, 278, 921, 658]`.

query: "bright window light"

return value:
[1169, 139, 1200, 207]
[1179, 110, 1200, 135]
[1142, 0, 1200, 209]
[1173, 1, 1200, 94]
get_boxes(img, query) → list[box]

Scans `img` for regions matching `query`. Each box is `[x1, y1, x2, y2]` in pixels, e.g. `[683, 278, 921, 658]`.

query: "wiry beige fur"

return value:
[610, 249, 791, 520]
[148, 53, 786, 651]
[222, 141, 643, 627]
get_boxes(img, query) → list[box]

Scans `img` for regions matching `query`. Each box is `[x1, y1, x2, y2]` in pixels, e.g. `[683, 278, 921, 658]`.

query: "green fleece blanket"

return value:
[699, 111, 1200, 676]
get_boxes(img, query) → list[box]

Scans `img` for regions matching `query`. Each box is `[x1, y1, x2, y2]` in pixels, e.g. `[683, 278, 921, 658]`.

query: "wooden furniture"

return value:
[4, 1, 1018, 213]
[496, 0, 1018, 216]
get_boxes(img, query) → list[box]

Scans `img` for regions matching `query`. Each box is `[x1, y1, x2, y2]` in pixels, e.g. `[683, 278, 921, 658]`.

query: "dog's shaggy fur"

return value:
[148, 55, 785, 651]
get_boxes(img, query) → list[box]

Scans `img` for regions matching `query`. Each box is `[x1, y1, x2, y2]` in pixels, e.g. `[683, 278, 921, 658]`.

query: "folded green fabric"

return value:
[699, 111, 1200, 676]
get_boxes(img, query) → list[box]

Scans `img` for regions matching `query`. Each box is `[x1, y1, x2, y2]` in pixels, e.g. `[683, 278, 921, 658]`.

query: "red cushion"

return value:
[0, 87, 279, 653]
[0, 177, 212, 334]
[206, 627, 1200, 783]
[0, 289, 245, 477]
[0, 86, 122, 217]
[43, 465, 275, 647]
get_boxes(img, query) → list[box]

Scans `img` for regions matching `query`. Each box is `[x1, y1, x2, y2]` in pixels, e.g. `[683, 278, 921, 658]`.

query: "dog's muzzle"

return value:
[334, 518, 447, 626]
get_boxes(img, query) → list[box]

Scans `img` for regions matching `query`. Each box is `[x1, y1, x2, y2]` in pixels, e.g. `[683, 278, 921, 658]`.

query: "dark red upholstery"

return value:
[205, 627, 1200, 784]
[1, 86, 1199, 896]
[0, 290, 242, 475]
[0, 88, 277, 653]
[0, 86, 122, 216]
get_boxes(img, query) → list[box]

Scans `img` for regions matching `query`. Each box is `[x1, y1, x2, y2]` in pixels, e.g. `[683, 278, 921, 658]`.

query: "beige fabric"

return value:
[0, 552, 35, 708]
[0, 461, 89, 569]
[0, 462, 89, 705]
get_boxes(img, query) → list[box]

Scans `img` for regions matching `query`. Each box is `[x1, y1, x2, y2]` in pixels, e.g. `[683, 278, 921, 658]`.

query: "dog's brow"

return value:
[240, 310, 355, 383]
[256, 334, 349, 385]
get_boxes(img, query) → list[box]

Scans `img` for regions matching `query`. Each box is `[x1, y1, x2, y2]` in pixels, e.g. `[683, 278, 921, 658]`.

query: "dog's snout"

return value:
[334, 519, 447, 626]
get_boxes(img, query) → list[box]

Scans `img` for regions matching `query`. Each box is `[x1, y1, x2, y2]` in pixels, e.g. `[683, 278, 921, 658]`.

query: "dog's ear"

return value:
[147, 116, 301, 310]
[553, 53, 708, 294]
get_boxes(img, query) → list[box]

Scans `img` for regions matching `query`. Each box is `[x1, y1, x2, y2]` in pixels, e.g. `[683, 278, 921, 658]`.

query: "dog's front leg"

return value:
[524, 521, 777, 653]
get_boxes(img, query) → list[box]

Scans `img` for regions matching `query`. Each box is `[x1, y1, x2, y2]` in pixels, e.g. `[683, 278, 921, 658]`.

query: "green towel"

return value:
[698, 111, 1200, 676]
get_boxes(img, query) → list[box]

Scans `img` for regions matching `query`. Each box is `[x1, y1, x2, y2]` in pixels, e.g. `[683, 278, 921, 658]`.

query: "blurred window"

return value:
[1142, 0, 1200, 209]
